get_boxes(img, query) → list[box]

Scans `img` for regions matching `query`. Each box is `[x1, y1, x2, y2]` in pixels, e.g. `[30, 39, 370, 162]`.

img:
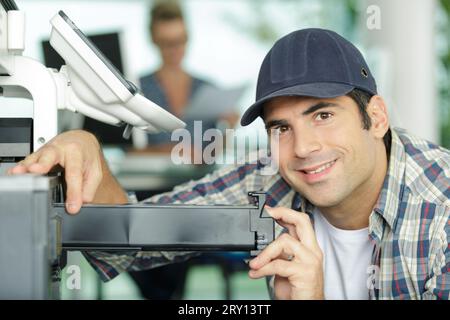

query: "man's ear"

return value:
[367, 95, 390, 138]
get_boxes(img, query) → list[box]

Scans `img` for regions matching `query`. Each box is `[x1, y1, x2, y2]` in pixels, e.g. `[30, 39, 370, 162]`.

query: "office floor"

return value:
[61, 252, 270, 300]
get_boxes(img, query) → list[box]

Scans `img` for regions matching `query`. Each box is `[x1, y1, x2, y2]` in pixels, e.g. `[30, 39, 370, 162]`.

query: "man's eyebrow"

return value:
[264, 101, 340, 129]
[302, 102, 339, 116]
[265, 119, 288, 130]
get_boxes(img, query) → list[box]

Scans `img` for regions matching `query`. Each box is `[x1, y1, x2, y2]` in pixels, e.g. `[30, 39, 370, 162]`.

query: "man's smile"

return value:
[295, 159, 338, 183]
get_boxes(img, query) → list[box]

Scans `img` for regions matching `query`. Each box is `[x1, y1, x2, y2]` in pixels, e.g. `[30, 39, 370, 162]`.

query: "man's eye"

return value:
[268, 125, 290, 135]
[315, 112, 333, 121]
[273, 125, 290, 134]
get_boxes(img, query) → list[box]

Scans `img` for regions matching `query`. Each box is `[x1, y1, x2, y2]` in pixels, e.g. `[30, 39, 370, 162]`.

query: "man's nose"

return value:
[293, 127, 322, 158]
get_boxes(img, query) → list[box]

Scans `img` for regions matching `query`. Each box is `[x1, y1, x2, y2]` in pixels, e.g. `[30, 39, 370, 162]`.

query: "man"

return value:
[8, 28, 449, 299]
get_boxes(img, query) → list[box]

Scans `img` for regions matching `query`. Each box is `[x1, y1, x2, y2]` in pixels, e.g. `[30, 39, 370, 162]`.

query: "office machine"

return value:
[0, 0, 275, 300]
[42, 32, 137, 147]
[0, 1, 185, 173]
[0, 175, 274, 299]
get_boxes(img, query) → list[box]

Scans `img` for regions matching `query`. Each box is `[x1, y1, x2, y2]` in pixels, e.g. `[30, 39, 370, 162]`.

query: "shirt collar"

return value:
[372, 128, 407, 234]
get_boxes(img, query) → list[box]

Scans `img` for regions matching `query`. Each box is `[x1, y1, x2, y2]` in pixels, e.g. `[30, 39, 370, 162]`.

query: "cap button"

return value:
[361, 67, 369, 78]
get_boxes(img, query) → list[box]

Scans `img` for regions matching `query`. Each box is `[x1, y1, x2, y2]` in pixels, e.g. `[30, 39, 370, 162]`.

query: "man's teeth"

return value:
[303, 160, 335, 174]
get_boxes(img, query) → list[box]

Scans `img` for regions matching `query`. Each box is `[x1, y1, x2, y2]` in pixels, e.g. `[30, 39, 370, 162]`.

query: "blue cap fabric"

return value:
[240, 28, 377, 126]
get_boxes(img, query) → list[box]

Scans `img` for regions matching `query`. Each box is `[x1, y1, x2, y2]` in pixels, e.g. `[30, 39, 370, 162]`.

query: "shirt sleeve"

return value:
[423, 207, 450, 300]
[83, 161, 267, 281]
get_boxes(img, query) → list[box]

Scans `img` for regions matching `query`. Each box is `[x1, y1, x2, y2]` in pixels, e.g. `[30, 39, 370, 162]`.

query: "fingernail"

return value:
[66, 203, 78, 213]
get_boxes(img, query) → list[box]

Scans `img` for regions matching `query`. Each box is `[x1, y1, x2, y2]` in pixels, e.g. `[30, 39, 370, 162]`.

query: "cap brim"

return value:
[240, 82, 355, 126]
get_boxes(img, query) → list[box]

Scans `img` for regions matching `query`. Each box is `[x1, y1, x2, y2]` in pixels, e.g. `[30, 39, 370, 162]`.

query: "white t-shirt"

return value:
[313, 208, 374, 300]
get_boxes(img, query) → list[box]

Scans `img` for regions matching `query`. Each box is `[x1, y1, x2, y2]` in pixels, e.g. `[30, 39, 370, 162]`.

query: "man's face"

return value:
[152, 19, 187, 66]
[264, 95, 386, 209]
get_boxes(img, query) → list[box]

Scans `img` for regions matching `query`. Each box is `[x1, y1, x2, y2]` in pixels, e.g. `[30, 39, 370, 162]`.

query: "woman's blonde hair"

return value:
[150, 1, 184, 35]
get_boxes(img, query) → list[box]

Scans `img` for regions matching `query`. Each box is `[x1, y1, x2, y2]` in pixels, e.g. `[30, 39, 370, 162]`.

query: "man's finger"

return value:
[9, 153, 40, 173]
[64, 148, 84, 214]
[275, 219, 299, 240]
[249, 233, 307, 269]
[266, 204, 301, 240]
[265, 206, 320, 252]
[7, 162, 27, 174]
[249, 259, 295, 279]
[27, 147, 60, 174]
[19, 152, 40, 167]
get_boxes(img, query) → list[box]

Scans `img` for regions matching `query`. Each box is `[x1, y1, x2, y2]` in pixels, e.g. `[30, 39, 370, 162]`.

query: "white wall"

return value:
[19, 0, 270, 89]
[360, 0, 439, 144]
[20, 0, 154, 84]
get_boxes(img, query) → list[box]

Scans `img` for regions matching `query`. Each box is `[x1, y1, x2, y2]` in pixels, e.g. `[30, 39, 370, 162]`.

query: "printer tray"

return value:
[56, 192, 274, 256]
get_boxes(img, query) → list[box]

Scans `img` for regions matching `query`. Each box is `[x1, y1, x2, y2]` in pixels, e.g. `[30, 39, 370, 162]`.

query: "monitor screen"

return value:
[42, 32, 133, 147]
[56, 11, 136, 95]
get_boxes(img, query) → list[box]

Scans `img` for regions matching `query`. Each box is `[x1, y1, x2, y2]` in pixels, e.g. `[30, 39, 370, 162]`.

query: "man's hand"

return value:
[248, 206, 324, 300]
[7, 130, 127, 214]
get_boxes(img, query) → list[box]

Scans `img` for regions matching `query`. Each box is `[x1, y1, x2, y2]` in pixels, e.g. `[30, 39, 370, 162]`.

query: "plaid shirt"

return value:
[84, 127, 450, 300]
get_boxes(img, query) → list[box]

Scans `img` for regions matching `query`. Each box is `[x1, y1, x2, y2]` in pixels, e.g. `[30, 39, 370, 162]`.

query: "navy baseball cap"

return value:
[241, 28, 377, 126]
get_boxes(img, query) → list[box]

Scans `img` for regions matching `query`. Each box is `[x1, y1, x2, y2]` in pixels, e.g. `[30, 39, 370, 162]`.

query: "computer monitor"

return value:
[42, 32, 133, 147]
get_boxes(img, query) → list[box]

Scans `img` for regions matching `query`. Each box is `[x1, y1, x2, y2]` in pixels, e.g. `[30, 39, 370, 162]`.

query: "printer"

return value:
[0, 1, 274, 299]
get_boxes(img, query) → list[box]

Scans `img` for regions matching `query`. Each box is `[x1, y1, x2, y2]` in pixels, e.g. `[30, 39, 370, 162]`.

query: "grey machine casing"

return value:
[0, 175, 274, 299]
